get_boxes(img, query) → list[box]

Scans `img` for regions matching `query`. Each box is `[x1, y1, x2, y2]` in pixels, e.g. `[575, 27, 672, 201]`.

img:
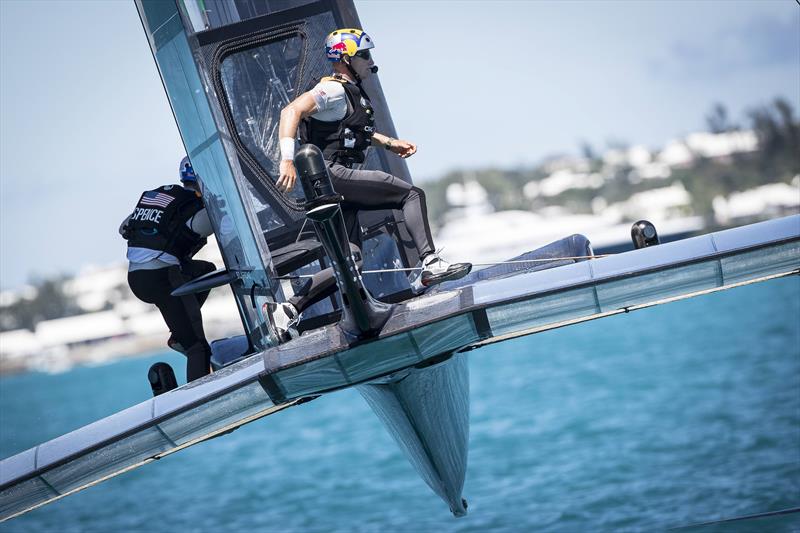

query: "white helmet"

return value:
[325, 28, 375, 62]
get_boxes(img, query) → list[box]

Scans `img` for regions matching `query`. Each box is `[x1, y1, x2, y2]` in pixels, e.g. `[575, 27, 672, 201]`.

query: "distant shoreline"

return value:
[0, 321, 243, 377]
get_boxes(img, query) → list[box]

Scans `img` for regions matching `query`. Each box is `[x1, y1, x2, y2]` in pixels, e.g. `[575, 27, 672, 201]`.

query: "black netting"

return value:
[220, 33, 307, 204]
[192, 4, 414, 301]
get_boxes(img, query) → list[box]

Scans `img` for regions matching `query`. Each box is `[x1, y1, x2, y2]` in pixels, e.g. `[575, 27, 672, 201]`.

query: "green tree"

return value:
[0, 277, 81, 332]
[747, 97, 800, 179]
[706, 103, 737, 133]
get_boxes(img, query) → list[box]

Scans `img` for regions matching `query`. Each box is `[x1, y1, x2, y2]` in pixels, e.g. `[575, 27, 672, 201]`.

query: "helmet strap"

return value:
[342, 56, 362, 84]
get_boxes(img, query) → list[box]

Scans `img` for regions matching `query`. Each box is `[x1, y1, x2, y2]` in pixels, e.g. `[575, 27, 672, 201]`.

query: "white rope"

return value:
[275, 255, 610, 278]
[362, 255, 610, 274]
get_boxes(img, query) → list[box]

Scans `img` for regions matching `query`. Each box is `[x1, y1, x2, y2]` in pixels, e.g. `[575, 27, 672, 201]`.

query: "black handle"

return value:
[171, 268, 244, 296]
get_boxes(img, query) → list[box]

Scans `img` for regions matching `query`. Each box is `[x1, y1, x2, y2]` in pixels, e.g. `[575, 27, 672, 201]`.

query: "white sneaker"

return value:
[263, 302, 299, 341]
[420, 253, 472, 287]
[422, 253, 451, 275]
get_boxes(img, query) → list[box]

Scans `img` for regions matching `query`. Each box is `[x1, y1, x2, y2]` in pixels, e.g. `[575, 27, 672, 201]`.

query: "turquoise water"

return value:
[1, 278, 798, 532]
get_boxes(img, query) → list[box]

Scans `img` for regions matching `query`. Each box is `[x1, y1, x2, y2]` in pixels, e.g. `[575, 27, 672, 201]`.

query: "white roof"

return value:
[35, 311, 127, 347]
[436, 207, 705, 263]
[627, 145, 652, 167]
[446, 181, 488, 207]
[713, 182, 800, 222]
[437, 210, 614, 262]
[658, 140, 693, 167]
[604, 183, 692, 222]
[627, 183, 691, 210]
[65, 264, 128, 295]
[685, 130, 758, 158]
[534, 170, 604, 198]
[0, 329, 42, 358]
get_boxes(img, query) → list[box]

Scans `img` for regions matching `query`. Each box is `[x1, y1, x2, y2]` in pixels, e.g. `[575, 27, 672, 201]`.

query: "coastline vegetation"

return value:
[423, 98, 799, 229]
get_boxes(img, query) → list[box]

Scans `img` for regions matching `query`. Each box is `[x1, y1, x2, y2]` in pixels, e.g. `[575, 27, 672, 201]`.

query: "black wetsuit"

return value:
[291, 76, 436, 313]
[330, 163, 434, 257]
[128, 260, 215, 381]
[124, 185, 215, 382]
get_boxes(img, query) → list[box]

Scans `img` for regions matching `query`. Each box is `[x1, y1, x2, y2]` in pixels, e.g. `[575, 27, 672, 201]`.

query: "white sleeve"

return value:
[309, 80, 348, 121]
[186, 208, 214, 237]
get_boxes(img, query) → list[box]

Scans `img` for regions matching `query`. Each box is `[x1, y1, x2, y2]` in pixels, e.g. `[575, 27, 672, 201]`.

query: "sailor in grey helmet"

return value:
[271, 28, 471, 336]
[120, 157, 216, 383]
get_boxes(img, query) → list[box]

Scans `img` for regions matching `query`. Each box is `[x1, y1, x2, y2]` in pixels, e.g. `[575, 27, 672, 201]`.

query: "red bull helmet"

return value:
[325, 28, 374, 62]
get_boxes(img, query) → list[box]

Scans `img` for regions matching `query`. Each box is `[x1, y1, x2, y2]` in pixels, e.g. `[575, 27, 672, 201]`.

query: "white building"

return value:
[446, 180, 493, 219]
[35, 311, 128, 349]
[685, 130, 758, 159]
[0, 329, 42, 362]
[525, 170, 604, 199]
[627, 145, 653, 167]
[632, 162, 672, 181]
[657, 140, 694, 167]
[64, 264, 129, 312]
[712, 178, 800, 225]
[436, 206, 703, 266]
[657, 130, 758, 168]
[605, 183, 694, 222]
[541, 155, 591, 174]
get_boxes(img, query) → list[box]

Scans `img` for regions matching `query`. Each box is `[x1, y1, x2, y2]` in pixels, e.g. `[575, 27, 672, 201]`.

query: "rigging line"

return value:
[667, 506, 800, 530]
[362, 255, 612, 274]
[273, 255, 613, 278]
[150, 11, 179, 36]
[294, 217, 310, 243]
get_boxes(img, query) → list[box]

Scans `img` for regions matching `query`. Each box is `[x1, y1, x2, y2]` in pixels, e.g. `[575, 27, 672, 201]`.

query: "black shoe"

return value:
[167, 335, 187, 355]
[148, 362, 178, 397]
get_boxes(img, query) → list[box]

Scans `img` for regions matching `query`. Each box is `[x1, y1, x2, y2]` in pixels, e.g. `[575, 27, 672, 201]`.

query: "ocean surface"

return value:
[1, 277, 798, 532]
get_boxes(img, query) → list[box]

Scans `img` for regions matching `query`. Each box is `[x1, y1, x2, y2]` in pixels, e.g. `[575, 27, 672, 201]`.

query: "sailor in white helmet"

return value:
[271, 29, 471, 336]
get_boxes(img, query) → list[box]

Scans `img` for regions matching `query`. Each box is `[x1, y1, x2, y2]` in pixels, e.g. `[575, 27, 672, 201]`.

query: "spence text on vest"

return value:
[132, 207, 163, 223]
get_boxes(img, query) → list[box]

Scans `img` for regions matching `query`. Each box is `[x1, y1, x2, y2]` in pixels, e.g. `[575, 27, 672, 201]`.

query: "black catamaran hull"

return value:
[1, 215, 798, 520]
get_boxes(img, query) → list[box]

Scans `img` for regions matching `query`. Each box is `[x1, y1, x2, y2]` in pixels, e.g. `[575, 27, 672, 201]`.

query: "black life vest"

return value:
[299, 74, 375, 164]
[126, 185, 206, 260]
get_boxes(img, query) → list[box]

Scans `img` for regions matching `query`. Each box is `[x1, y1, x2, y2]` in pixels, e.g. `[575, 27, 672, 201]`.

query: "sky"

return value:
[0, 0, 798, 290]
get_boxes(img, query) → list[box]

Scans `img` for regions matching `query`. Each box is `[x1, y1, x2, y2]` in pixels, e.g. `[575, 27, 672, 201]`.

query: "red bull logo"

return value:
[327, 41, 349, 59]
[326, 38, 359, 60]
